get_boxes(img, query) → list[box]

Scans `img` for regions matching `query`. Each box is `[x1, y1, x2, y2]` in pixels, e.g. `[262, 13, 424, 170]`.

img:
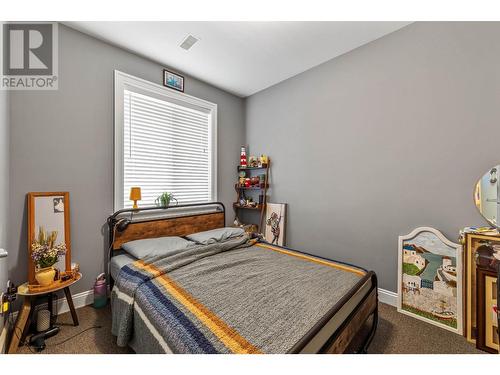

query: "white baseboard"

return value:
[55, 289, 94, 314]
[378, 288, 397, 307]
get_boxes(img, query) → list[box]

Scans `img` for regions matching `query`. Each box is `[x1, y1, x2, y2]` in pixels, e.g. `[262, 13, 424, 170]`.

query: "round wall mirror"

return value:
[474, 165, 500, 228]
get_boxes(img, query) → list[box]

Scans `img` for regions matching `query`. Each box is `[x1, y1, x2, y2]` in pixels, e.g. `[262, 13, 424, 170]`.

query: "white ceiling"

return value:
[66, 22, 410, 97]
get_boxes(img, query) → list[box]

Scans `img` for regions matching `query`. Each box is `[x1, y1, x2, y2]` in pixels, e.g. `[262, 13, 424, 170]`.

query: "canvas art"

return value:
[264, 203, 286, 246]
[163, 69, 184, 92]
[397, 227, 463, 334]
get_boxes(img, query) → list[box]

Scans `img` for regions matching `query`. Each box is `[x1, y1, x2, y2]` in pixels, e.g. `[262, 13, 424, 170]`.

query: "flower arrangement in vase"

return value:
[31, 227, 67, 286]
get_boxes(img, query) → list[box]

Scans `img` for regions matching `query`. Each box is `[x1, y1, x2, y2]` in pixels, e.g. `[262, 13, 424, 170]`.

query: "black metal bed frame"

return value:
[106, 202, 226, 289]
[106, 202, 226, 254]
[106, 202, 378, 354]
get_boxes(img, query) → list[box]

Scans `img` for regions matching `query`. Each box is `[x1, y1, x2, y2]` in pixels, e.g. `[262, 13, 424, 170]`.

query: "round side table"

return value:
[7, 273, 82, 354]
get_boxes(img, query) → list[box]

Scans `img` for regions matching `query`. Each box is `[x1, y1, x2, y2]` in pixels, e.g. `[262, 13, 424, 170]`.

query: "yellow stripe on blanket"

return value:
[133, 260, 162, 277]
[256, 243, 366, 276]
[135, 261, 261, 354]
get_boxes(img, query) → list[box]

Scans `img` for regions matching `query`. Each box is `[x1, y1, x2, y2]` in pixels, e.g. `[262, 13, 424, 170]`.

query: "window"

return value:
[114, 71, 217, 210]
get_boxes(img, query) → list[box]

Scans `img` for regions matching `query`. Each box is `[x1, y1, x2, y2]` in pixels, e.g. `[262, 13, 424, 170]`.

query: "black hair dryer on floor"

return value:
[29, 326, 60, 352]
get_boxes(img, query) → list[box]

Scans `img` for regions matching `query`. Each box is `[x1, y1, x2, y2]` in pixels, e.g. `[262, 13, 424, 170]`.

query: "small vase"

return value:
[35, 266, 56, 286]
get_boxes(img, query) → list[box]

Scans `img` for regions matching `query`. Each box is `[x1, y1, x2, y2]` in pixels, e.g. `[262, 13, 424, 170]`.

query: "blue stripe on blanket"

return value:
[138, 280, 219, 354]
[121, 264, 151, 283]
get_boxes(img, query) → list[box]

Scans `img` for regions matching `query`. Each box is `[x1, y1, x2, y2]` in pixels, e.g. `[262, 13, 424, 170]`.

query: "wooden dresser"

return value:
[462, 231, 499, 353]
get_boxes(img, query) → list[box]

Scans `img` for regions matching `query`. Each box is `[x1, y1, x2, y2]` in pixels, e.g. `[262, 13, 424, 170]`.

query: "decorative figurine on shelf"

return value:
[260, 155, 268, 168]
[71, 262, 80, 278]
[238, 170, 247, 187]
[251, 176, 260, 187]
[240, 145, 247, 168]
[246, 198, 257, 207]
[239, 192, 247, 207]
[249, 156, 259, 168]
[245, 178, 251, 188]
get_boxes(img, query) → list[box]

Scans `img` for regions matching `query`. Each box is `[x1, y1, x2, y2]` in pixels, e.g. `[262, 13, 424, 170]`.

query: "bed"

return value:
[107, 203, 378, 354]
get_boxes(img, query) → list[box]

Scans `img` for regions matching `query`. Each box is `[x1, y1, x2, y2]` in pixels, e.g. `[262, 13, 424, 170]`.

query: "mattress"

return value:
[110, 253, 137, 281]
[111, 236, 374, 353]
[127, 273, 372, 354]
[298, 276, 372, 353]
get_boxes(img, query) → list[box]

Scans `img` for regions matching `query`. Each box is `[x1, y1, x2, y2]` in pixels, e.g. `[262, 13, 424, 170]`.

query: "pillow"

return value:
[121, 236, 193, 260]
[186, 227, 245, 245]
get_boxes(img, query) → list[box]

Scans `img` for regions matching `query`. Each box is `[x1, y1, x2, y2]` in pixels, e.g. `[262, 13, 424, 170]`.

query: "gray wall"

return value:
[9, 22, 500, 295]
[8, 24, 245, 294]
[245, 22, 499, 291]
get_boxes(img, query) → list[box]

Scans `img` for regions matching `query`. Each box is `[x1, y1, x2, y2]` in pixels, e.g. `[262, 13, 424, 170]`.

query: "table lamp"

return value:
[129, 187, 142, 209]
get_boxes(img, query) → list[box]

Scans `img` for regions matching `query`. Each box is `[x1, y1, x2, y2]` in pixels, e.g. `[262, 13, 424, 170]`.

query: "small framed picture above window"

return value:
[163, 69, 184, 92]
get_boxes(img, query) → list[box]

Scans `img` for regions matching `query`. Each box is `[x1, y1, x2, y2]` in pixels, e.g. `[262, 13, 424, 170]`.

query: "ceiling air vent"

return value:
[179, 35, 199, 51]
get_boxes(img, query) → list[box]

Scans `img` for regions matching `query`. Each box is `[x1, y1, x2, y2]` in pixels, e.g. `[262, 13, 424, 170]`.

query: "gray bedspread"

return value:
[111, 235, 365, 353]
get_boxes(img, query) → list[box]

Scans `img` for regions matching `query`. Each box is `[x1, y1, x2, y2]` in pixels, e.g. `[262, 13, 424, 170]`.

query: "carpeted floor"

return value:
[369, 303, 482, 354]
[16, 302, 482, 354]
[17, 304, 132, 354]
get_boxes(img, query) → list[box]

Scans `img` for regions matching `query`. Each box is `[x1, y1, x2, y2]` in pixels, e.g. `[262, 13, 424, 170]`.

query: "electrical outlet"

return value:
[3, 280, 16, 301]
[0, 293, 7, 315]
[0, 281, 17, 316]
[6, 280, 17, 299]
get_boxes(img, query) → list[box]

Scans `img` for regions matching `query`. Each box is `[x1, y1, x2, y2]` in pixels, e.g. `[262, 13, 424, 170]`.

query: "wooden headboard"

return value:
[107, 203, 226, 250]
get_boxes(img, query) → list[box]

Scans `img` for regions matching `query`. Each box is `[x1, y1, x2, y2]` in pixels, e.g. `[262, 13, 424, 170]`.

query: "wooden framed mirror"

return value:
[27, 192, 71, 284]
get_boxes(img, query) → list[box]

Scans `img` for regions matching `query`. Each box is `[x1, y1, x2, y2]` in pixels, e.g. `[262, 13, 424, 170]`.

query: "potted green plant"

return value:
[31, 227, 67, 286]
[154, 192, 177, 207]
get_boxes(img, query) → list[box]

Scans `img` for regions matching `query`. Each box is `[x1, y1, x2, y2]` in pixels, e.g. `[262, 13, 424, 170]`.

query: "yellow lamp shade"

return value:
[129, 187, 142, 208]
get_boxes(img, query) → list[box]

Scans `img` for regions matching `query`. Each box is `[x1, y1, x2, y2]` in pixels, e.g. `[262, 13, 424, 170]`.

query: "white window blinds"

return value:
[118, 79, 215, 209]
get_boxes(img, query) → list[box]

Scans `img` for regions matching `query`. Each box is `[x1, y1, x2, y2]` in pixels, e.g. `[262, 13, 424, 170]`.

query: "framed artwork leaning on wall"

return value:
[397, 227, 463, 335]
[264, 203, 286, 246]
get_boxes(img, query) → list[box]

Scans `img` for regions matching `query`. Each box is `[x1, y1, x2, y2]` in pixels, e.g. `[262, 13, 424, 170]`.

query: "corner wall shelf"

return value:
[233, 203, 263, 210]
[237, 166, 268, 171]
[235, 185, 269, 190]
[233, 159, 271, 231]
